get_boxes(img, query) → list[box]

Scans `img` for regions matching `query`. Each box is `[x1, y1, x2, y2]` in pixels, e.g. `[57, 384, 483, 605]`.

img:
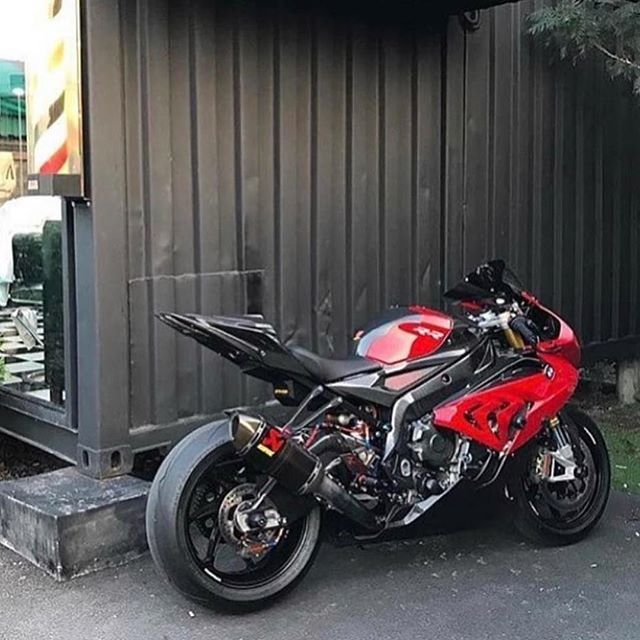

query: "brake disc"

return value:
[533, 439, 596, 511]
[218, 483, 258, 545]
[218, 483, 284, 560]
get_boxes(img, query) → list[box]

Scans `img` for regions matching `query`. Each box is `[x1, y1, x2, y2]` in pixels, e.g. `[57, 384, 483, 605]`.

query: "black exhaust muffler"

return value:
[232, 413, 380, 531]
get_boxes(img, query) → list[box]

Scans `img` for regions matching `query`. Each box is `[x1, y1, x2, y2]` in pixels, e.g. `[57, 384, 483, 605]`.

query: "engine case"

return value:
[406, 418, 456, 468]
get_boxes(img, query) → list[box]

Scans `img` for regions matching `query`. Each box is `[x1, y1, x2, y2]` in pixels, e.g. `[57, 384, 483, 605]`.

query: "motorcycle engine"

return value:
[388, 416, 460, 502]
[406, 416, 456, 468]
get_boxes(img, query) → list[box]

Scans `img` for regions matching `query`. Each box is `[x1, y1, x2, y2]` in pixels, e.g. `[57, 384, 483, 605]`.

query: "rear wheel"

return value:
[508, 406, 610, 545]
[146, 422, 322, 611]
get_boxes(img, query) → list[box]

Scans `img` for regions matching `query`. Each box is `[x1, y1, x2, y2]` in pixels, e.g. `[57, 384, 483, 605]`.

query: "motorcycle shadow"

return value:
[326, 485, 515, 548]
[310, 489, 528, 588]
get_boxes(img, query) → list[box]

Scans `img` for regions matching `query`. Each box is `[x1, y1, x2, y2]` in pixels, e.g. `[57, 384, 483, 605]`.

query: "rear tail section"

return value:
[156, 313, 307, 380]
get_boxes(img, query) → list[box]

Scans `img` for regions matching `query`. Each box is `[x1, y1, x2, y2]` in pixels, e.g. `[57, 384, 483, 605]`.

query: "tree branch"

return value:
[593, 42, 640, 71]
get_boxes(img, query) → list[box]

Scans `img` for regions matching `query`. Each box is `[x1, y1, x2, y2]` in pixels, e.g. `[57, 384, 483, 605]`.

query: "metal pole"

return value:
[12, 87, 25, 196]
[17, 97, 23, 196]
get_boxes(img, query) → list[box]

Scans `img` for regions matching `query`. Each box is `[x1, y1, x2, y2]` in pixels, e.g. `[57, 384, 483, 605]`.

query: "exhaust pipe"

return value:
[232, 413, 380, 531]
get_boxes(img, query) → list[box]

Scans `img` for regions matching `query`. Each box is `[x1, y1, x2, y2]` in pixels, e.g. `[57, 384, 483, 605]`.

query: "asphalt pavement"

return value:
[1, 491, 639, 640]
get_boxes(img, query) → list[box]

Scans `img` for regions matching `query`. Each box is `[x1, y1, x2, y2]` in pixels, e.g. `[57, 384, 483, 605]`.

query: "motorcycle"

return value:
[146, 260, 610, 609]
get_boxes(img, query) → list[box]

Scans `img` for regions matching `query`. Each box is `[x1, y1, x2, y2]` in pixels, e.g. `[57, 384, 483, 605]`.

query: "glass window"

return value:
[0, 0, 82, 406]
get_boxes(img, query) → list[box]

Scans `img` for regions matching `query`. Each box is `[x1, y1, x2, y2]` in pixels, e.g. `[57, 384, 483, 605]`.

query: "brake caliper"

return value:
[535, 444, 578, 483]
[534, 418, 579, 484]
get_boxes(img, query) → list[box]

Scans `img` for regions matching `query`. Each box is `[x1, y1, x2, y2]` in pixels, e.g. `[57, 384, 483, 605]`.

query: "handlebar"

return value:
[509, 315, 540, 347]
[466, 305, 541, 350]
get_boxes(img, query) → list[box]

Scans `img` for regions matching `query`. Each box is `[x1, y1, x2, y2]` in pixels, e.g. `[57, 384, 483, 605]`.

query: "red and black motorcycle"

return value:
[146, 260, 610, 609]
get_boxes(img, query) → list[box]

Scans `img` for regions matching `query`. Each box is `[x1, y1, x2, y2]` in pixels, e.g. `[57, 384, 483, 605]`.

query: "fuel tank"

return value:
[354, 305, 457, 365]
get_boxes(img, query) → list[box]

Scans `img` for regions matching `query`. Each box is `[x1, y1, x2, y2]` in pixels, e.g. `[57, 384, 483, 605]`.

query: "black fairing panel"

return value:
[428, 352, 545, 413]
[157, 313, 311, 383]
[333, 314, 485, 407]
[329, 373, 402, 407]
[330, 336, 492, 409]
[401, 337, 491, 421]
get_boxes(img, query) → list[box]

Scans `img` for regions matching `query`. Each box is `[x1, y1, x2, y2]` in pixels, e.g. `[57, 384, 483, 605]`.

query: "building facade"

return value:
[1, 0, 639, 476]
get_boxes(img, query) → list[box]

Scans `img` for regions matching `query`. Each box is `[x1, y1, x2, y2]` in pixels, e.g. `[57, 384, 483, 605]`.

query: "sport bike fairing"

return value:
[429, 264, 580, 454]
[158, 260, 581, 462]
[343, 287, 580, 457]
[432, 352, 578, 453]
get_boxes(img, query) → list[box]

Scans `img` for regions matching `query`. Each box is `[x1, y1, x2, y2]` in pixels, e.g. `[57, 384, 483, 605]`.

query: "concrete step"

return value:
[0, 467, 150, 580]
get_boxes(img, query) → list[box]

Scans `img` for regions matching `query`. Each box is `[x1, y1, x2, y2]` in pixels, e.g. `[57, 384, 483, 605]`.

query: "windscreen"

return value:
[444, 260, 523, 302]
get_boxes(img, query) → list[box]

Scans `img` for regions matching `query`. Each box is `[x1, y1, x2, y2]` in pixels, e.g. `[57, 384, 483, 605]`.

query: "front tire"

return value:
[508, 406, 611, 545]
[146, 420, 322, 611]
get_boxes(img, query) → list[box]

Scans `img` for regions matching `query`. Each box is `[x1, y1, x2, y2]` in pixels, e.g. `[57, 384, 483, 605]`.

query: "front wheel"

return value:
[146, 421, 322, 611]
[508, 406, 611, 545]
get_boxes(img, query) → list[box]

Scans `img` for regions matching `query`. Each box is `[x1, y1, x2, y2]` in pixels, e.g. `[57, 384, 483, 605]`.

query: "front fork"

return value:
[534, 416, 585, 484]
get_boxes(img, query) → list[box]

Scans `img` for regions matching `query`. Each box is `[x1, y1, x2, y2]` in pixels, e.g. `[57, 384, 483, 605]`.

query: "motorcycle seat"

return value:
[289, 345, 382, 382]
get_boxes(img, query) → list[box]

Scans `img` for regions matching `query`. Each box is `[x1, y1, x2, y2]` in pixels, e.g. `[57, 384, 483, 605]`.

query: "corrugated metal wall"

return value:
[444, 1, 640, 351]
[86, 0, 640, 433]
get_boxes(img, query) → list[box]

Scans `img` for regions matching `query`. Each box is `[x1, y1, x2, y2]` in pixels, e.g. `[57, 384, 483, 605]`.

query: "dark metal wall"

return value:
[83, 0, 640, 440]
[444, 1, 640, 355]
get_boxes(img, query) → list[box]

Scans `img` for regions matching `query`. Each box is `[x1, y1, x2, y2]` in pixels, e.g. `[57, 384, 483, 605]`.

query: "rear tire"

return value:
[508, 406, 611, 545]
[146, 420, 322, 611]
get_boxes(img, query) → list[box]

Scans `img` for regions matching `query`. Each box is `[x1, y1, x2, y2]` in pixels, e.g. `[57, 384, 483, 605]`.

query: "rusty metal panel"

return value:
[83, 0, 640, 439]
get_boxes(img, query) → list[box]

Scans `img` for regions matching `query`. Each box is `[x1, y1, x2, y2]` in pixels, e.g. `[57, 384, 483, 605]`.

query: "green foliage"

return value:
[528, 0, 640, 93]
[0, 357, 4, 384]
[600, 421, 640, 493]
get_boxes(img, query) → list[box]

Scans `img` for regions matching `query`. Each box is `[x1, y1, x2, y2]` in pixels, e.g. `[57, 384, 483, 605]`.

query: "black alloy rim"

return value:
[182, 455, 309, 589]
[523, 425, 601, 529]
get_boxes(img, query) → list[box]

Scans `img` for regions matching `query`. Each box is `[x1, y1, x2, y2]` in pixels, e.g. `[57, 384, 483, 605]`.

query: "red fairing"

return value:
[358, 306, 453, 365]
[433, 357, 578, 453]
[535, 302, 581, 368]
[433, 294, 581, 453]
[520, 292, 580, 367]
